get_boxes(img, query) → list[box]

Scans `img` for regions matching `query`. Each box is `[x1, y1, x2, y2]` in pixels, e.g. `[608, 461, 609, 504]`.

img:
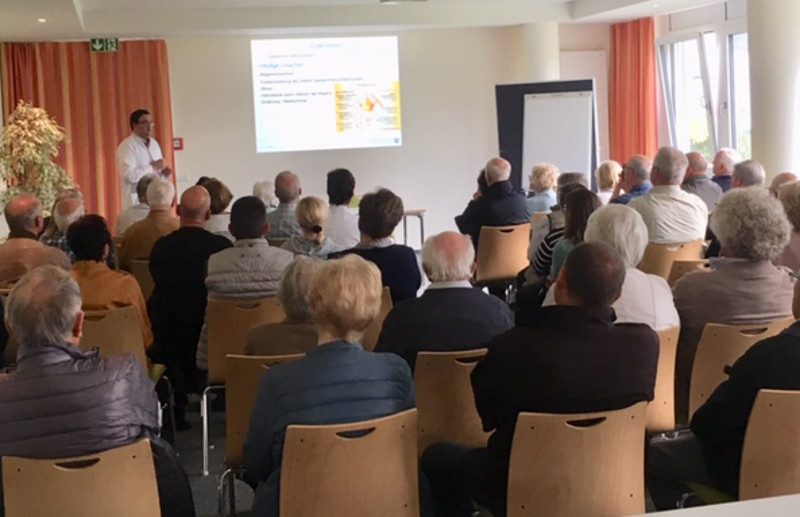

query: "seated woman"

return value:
[245, 256, 320, 355]
[281, 196, 344, 258]
[242, 254, 415, 516]
[529, 182, 587, 280]
[776, 181, 800, 272]
[548, 189, 602, 281]
[595, 160, 622, 205]
[524, 162, 559, 214]
[331, 188, 421, 303]
[66, 214, 153, 347]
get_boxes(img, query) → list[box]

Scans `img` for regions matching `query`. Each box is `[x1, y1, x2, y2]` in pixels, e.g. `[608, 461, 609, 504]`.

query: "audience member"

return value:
[242, 254, 416, 517]
[776, 182, 800, 272]
[147, 186, 232, 430]
[253, 180, 278, 212]
[0, 266, 194, 517]
[325, 168, 360, 248]
[201, 178, 234, 241]
[422, 242, 658, 516]
[731, 159, 766, 188]
[524, 162, 559, 213]
[455, 157, 530, 249]
[647, 321, 800, 508]
[67, 215, 152, 348]
[266, 170, 303, 240]
[769, 172, 797, 197]
[118, 178, 179, 271]
[472, 169, 489, 200]
[711, 148, 741, 192]
[331, 188, 421, 303]
[246, 256, 321, 356]
[527, 182, 587, 280]
[630, 147, 708, 243]
[39, 188, 83, 241]
[0, 194, 70, 288]
[609, 154, 652, 205]
[673, 187, 794, 417]
[595, 160, 622, 204]
[547, 189, 602, 281]
[281, 196, 344, 258]
[116, 174, 156, 234]
[682, 151, 722, 212]
[528, 172, 588, 260]
[375, 232, 514, 369]
[39, 196, 85, 262]
[195, 196, 294, 371]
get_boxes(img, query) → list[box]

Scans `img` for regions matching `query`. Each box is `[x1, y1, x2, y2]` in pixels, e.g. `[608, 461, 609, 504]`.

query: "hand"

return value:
[151, 158, 165, 170]
[161, 166, 173, 178]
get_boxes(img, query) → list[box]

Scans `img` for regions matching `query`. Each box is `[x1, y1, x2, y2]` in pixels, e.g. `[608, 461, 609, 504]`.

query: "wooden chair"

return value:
[80, 306, 148, 370]
[415, 349, 489, 454]
[507, 402, 647, 517]
[130, 259, 155, 299]
[2, 439, 160, 517]
[688, 317, 794, 419]
[219, 353, 304, 517]
[202, 296, 285, 476]
[0, 288, 16, 367]
[475, 223, 531, 284]
[647, 326, 680, 432]
[280, 408, 419, 517]
[667, 259, 711, 287]
[112, 235, 123, 270]
[739, 389, 800, 500]
[637, 240, 704, 280]
[361, 286, 393, 351]
[530, 211, 550, 228]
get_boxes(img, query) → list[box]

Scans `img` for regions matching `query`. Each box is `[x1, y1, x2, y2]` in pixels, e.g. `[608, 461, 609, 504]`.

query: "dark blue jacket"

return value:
[330, 245, 421, 304]
[243, 341, 415, 516]
[455, 180, 530, 249]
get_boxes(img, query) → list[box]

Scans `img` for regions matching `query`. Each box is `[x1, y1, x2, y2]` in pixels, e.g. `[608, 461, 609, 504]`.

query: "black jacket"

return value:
[455, 180, 530, 248]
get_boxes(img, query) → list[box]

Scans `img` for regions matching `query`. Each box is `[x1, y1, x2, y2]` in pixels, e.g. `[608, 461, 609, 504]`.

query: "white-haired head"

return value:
[685, 152, 708, 178]
[146, 178, 175, 211]
[651, 147, 689, 185]
[770, 172, 798, 197]
[53, 197, 84, 232]
[713, 148, 741, 177]
[711, 187, 790, 261]
[732, 159, 766, 188]
[421, 231, 475, 283]
[584, 204, 649, 268]
[484, 157, 511, 186]
[253, 180, 277, 207]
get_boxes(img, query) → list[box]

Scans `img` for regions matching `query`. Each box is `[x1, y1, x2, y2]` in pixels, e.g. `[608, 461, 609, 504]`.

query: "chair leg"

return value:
[218, 468, 233, 517]
[228, 471, 236, 515]
[165, 375, 178, 449]
[202, 387, 211, 476]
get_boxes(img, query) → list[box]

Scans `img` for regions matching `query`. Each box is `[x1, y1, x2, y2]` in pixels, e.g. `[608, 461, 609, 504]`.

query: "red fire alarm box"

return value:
[173, 137, 184, 151]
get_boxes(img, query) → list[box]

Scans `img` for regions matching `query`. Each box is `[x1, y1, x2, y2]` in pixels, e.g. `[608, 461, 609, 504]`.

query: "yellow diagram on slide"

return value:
[335, 81, 402, 133]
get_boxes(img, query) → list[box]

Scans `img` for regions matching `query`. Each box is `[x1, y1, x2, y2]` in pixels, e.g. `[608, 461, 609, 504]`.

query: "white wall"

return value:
[167, 27, 528, 245]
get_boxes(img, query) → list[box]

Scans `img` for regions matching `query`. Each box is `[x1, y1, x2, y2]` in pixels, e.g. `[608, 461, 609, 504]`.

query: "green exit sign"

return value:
[90, 38, 119, 53]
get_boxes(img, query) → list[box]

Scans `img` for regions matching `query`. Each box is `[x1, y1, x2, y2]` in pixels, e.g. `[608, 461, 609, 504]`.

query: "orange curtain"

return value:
[610, 18, 658, 163]
[1, 40, 174, 230]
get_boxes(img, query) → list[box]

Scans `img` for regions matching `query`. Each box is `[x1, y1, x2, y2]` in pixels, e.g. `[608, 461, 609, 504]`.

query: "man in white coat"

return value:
[116, 109, 172, 210]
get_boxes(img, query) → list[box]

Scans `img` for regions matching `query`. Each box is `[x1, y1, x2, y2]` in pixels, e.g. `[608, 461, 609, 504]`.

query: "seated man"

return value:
[609, 154, 652, 205]
[0, 266, 194, 517]
[0, 194, 70, 288]
[39, 196, 85, 262]
[266, 170, 303, 240]
[116, 174, 156, 235]
[422, 242, 658, 516]
[325, 168, 360, 249]
[119, 178, 179, 271]
[67, 214, 153, 348]
[148, 186, 232, 429]
[711, 148, 740, 192]
[647, 320, 800, 508]
[455, 157, 530, 249]
[375, 231, 513, 370]
[681, 151, 722, 212]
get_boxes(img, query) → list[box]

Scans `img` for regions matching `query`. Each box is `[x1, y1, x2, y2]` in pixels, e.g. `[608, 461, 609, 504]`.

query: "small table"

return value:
[402, 208, 426, 248]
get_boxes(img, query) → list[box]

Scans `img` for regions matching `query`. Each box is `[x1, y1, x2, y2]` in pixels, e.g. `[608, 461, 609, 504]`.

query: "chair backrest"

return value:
[667, 259, 711, 287]
[269, 238, 288, 248]
[80, 306, 148, 370]
[415, 349, 489, 454]
[647, 326, 680, 432]
[637, 240, 704, 279]
[0, 289, 16, 366]
[475, 223, 531, 283]
[130, 259, 154, 299]
[361, 286, 393, 351]
[207, 297, 285, 384]
[225, 353, 304, 466]
[740, 389, 800, 500]
[530, 211, 550, 227]
[280, 408, 419, 517]
[2, 440, 160, 517]
[507, 402, 647, 517]
[689, 317, 794, 418]
[112, 236, 123, 270]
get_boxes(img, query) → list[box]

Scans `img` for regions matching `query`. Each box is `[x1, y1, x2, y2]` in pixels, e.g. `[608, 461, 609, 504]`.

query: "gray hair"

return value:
[146, 178, 175, 210]
[714, 148, 741, 174]
[421, 233, 475, 282]
[253, 181, 277, 207]
[584, 204, 649, 268]
[6, 266, 83, 356]
[686, 151, 708, 174]
[557, 171, 588, 189]
[653, 147, 688, 184]
[278, 256, 322, 322]
[711, 187, 790, 261]
[779, 181, 800, 230]
[733, 159, 766, 187]
[485, 157, 511, 185]
[626, 154, 652, 181]
[53, 198, 85, 232]
[137, 174, 157, 203]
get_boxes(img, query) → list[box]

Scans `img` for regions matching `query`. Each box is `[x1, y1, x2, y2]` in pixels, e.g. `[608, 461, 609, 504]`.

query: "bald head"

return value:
[178, 186, 211, 226]
[770, 172, 797, 197]
[4, 194, 43, 236]
[685, 152, 708, 180]
[485, 157, 511, 186]
[421, 231, 475, 282]
[275, 171, 301, 204]
[713, 148, 740, 177]
[53, 197, 85, 232]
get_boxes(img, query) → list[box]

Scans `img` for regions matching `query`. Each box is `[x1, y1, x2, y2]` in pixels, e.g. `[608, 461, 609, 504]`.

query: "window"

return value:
[729, 32, 751, 157]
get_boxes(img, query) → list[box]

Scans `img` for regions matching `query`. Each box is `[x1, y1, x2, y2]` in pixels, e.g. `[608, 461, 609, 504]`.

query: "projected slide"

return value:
[251, 36, 402, 153]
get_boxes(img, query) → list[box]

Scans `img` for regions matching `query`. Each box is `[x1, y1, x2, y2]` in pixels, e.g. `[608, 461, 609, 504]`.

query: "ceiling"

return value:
[1, 0, 726, 41]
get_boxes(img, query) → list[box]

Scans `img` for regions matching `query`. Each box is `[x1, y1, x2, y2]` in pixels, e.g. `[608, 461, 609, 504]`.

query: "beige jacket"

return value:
[0, 236, 70, 288]
[118, 211, 179, 271]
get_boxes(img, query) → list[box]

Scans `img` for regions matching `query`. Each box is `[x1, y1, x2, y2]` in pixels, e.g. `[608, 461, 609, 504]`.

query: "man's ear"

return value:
[4, 314, 14, 342]
[72, 311, 85, 341]
[262, 223, 270, 237]
[204, 209, 211, 222]
[176, 204, 182, 217]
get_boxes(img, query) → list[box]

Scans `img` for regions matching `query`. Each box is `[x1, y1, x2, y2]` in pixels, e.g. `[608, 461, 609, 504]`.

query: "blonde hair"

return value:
[278, 256, 322, 322]
[309, 254, 383, 344]
[529, 163, 560, 192]
[595, 160, 622, 191]
[779, 181, 800, 231]
[296, 196, 329, 242]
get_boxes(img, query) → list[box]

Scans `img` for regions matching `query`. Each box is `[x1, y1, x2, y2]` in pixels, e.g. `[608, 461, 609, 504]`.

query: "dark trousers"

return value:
[646, 432, 716, 510]
[421, 442, 508, 517]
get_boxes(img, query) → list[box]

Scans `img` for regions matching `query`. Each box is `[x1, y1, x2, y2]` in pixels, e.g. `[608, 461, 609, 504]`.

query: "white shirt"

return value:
[116, 133, 164, 210]
[326, 204, 360, 249]
[205, 213, 234, 242]
[628, 185, 708, 244]
[115, 203, 150, 235]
